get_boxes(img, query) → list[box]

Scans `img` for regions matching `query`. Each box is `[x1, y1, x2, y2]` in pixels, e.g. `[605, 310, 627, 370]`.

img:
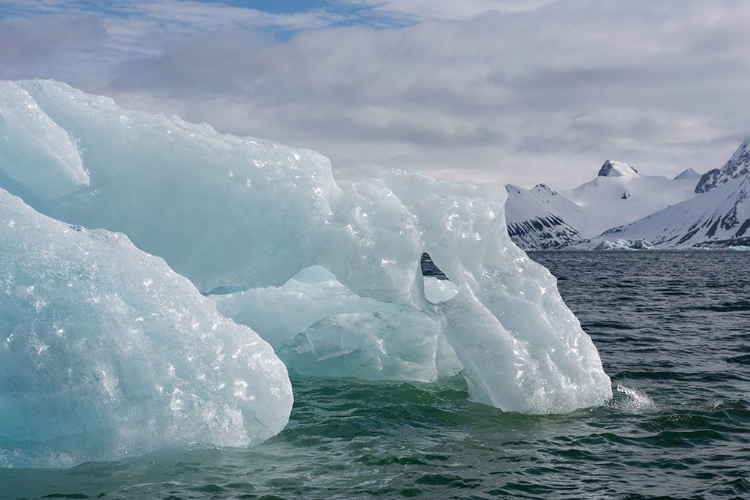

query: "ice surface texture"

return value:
[212, 266, 462, 381]
[0, 80, 611, 418]
[383, 173, 612, 412]
[0, 189, 293, 468]
[0, 80, 335, 293]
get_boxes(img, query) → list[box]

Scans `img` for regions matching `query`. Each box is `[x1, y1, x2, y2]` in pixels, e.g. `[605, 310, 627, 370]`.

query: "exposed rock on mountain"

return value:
[504, 183, 588, 249]
[695, 139, 750, 193]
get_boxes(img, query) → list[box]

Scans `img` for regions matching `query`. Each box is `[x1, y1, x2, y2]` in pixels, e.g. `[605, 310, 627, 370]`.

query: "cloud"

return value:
[0, 16, 104, 65]
[337, 0, 558, 22]
[0, 14, 109, 85]
[2, 0, 750, 188]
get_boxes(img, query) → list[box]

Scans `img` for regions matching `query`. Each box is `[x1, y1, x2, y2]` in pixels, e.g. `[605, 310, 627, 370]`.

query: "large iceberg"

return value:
[0, 80, 612, 422]
[0, 188, 293, 468]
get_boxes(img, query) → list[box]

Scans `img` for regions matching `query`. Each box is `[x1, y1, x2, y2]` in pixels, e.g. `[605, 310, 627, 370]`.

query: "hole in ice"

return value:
[420, 253, 458, 304]
[420, 253, 447, 280]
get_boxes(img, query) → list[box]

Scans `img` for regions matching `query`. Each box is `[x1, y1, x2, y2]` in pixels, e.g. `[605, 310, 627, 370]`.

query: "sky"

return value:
[1, 0, 749, 189]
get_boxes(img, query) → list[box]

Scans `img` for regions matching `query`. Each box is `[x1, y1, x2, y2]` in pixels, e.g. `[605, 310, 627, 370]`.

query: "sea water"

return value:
[1, 251, 748, 499]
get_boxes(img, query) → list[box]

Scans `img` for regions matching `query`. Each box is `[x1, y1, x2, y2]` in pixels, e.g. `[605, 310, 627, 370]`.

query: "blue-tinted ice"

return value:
[0, 80, 611, 467]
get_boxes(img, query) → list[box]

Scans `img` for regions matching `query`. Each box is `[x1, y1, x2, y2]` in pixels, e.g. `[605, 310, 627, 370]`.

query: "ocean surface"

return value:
[2, 250, 749, 499]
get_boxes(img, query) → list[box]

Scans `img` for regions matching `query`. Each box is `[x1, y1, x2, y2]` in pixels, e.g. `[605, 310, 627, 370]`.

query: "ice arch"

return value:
[0, 79, 612, 413]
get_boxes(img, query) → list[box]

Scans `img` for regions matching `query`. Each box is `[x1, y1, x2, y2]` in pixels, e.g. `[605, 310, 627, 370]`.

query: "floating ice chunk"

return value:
[0, 189, 292, 469]
[0, 80, 612, 415]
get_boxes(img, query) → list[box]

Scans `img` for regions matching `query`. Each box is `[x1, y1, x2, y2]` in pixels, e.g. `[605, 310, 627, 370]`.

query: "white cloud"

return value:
[2, 0, 750, 188]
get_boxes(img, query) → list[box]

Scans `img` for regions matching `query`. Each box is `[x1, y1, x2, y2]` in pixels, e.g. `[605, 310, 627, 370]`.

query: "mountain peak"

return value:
[504, 184, 523, 195]
[674, 168, 701, 181]
[730, 137, 750, 161]
[597, 160, 639, 178]
[532, 183, 558, 195]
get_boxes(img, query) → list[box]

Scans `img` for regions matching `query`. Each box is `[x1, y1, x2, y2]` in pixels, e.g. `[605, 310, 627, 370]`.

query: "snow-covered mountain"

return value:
[593, 175, 749, 248]
[674, 168, 701, 181]
[575, 140, 750, 249]
[504, 160, 703, 249]
[504, 183, 590, 249]
[505, 141, 750, 250]
[695, 139, 750, 193]
[560, 160, 699, 236]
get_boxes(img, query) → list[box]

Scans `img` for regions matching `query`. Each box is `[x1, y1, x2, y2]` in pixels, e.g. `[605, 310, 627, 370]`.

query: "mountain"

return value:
[580, 140, 750, 248]
[560, 160, 699, 237]
[504, 183, 590, 249]
[695, 139, 750, 193]
[674, 168, 701, 180]
[593, 176, 750, 248]
[505, 142, 750, 250]
[504, 160, 702, 249]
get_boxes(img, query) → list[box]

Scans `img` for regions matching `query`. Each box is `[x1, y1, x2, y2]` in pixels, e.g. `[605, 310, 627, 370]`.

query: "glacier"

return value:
[0, 188, 293, 468]
[0, 79, 612, 467]
[593, 239, 655, 251]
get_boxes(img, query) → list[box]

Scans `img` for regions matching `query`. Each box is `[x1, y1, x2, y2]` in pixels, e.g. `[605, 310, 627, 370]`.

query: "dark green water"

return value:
[2, 251, 749, 499]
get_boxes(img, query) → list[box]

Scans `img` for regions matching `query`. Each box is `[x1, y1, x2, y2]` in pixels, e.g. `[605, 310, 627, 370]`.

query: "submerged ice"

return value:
[0, 189, 293, 468]
[0, 78, 612, 466]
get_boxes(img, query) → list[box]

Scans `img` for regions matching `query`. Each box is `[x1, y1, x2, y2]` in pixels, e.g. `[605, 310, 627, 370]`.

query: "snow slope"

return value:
[504, 183, 590, 249]
[561, 160, 699, 236]
[592, 175, 750, 248]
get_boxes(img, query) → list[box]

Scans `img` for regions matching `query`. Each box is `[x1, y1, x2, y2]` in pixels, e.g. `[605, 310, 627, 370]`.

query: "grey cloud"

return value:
[0, 16, 104, 66]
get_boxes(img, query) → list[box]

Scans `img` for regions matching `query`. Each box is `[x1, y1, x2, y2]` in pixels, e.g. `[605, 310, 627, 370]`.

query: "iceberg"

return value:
[0, 189, 293, 468]
[0, 79, 612, 420]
